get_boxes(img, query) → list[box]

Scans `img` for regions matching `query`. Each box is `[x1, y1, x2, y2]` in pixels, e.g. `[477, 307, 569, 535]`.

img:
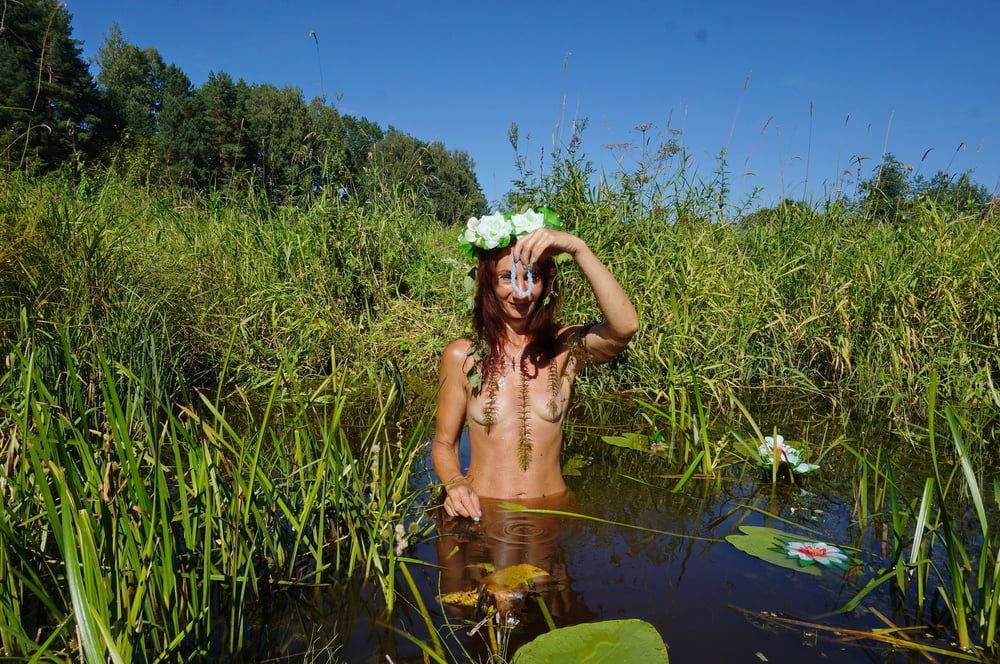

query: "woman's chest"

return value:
[467, 355, 576, 426]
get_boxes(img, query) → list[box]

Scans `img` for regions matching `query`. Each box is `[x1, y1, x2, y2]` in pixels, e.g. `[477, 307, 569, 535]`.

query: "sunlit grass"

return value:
[0, 332, 431, 660]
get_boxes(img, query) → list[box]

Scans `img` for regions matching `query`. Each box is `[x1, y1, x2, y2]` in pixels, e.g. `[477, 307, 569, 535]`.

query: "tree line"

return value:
[0, 0, 487, 221]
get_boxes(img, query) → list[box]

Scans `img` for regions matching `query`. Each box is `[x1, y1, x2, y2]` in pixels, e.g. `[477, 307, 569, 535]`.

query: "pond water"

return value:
[244, 399, 995, 663]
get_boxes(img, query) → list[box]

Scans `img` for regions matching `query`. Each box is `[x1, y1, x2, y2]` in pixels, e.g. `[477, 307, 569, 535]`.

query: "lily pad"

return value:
[725, 525, 852, 576]
[512, 619, 668, 663]
[601, 432, 650, 452]
[486, 563, 549, 589]
[562, 454, 591, 476]
[438, 589, 481, 607]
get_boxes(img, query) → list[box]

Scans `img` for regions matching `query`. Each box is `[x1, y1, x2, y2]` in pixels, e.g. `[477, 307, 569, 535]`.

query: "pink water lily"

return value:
[756, 434, 820, 474]
[759, 434, 798, 463]
[782, 541, 849, 568]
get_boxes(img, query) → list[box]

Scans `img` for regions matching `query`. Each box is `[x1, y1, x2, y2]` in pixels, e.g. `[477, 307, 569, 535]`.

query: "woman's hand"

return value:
[443, 476, 482, 519]
[512, 229, 585, 266]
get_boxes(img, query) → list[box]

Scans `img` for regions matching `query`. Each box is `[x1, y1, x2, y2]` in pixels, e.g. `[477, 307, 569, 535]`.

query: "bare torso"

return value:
[462, 338, 582, 499]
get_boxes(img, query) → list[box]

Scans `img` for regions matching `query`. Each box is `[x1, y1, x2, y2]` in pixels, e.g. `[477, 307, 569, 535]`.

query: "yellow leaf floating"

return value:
[484, 563, 549, 589]
[438, 589, 482, 607]
[438, 563, 551, 612]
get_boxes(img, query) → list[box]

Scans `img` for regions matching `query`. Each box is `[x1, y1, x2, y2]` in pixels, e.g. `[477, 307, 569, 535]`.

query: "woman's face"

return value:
[493, 252, 544, 323]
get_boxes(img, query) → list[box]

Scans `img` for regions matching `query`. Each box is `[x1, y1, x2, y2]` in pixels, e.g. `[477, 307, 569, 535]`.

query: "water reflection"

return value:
[436, 492, 595, 630]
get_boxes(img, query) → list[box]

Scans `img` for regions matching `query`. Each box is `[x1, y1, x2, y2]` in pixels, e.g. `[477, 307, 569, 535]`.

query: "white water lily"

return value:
[757, 434, 819, 474]
[783, 541, 849, 568]
[475, 212, 512, 249]
[510, 208, 544, 236]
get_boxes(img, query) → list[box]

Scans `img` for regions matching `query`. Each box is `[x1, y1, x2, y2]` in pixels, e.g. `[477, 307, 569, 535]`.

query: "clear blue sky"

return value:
[66, 0, 999, 210]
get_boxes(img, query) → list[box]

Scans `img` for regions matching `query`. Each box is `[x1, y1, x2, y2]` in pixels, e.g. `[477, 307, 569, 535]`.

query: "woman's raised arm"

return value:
[514, 230, 638, 363]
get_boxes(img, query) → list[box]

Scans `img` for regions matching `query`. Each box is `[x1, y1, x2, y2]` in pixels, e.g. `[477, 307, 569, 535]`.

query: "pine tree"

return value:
[0, 0, 103, 171]
[196, 72, 250, 187]
[96, 23, 166, 143]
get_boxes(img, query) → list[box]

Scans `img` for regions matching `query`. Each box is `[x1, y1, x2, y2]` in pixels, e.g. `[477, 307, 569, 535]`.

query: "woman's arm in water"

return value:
[431, 339, 482, 519]
[514, 229, 639, 362]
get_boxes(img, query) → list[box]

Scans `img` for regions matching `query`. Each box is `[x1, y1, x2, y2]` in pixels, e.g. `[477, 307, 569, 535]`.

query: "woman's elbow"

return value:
[617, 316, 639, 343]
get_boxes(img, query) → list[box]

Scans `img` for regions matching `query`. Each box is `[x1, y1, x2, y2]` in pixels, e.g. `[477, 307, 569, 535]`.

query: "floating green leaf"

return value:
[601, 432, 650, 452]
[512, 619, 668, 663]
[725, 526, 853, 576]
[562, 454, 591, 476]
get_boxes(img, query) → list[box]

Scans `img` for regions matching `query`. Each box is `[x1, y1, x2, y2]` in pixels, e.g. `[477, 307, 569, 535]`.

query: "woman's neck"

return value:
[500, 326, 531, 350]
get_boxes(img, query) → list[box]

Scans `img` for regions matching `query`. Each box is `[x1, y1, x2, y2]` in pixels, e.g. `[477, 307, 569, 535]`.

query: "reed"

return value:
[3, 163, 998, 419]
[0, 329, 431, 660]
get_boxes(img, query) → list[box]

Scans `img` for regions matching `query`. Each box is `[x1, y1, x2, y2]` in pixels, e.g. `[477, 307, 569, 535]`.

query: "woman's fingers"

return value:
[444, 485, 481, 519]
[515, 229, 577, 265]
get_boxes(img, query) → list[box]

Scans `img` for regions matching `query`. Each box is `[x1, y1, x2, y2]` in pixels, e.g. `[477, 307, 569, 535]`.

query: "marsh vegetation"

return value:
[2, 2, 998, 661]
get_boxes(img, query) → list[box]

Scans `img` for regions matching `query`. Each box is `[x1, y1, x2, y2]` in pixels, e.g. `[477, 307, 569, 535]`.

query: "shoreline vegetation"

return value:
[2, 1, 999, 660]
[3, 160, 997, 415]
[2, 153, 998, 660]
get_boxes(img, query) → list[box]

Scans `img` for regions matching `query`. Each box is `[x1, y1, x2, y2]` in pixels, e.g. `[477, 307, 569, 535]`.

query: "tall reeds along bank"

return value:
[841, 373, 1000, 659]
[3, 163, 998, 419]
[0, 332, 432, 661]
[0, 168, 448, 393]
[498, 146, 1000, 417]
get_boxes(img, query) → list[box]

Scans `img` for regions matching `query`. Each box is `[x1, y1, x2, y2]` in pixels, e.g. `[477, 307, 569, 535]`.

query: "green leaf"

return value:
[537, 205, 562, 231]
[512, 619, 668, 663]
[466, 366, 482, 390]
[601, 432, 650, 452]
[725, 526, 827, 576]
[562, 454, 590, 477]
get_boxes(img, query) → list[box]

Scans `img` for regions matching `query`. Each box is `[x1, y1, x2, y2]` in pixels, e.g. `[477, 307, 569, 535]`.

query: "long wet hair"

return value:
[472, 247, 560, 385]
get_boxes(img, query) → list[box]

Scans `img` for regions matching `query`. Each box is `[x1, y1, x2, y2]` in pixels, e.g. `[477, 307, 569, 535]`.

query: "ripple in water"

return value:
[485, 515, 559, 545]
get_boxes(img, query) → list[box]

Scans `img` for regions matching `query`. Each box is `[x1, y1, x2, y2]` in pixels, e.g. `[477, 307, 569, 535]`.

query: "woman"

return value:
[432, 208, 638, 518]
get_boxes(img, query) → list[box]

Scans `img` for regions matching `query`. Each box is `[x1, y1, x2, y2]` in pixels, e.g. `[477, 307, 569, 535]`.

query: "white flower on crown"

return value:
[474, 212, 513, 249]
[463, 216, 480, 243]
[510, 209, 544, 236]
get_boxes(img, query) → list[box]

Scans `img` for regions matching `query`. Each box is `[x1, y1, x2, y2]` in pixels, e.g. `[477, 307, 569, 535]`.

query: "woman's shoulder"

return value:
[440, 338, 475, 370]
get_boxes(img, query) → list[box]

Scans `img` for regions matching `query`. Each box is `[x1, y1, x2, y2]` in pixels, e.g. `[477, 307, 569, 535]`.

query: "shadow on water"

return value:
[243, 395, 997, 663]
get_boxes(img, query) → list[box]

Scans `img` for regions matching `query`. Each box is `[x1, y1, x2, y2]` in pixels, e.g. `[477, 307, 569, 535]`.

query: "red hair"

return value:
[473, 247, 560, 384]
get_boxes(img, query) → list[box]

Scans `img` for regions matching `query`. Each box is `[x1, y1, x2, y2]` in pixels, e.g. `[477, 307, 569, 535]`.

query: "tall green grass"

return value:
[0, 330, 431, 660]
[3, 162, 998, 416]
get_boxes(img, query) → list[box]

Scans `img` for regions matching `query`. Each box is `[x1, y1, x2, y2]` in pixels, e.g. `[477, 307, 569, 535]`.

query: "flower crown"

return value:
[458, 206, 562, 260]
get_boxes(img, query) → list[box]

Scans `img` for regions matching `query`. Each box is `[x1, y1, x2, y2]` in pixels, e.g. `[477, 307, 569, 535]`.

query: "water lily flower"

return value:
[782, 541, 849, 569]
[756, 434, 819, 474]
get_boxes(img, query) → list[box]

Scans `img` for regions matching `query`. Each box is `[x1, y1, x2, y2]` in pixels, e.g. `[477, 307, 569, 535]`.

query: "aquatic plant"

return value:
[0, 333, 431, 660]
[511, 619, 669, 663]
[725, 526, 854, 576]
[755, 434, 820, 476]
[780, 541, 849, 569]
[439, 563, 551, 615]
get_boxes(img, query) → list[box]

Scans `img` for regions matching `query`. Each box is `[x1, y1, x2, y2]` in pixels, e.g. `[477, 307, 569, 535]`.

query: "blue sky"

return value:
[66, 0, 998, 210]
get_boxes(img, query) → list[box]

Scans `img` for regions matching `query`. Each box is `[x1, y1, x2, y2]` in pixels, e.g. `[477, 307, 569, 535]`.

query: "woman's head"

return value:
[473, 243, 558, 352]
